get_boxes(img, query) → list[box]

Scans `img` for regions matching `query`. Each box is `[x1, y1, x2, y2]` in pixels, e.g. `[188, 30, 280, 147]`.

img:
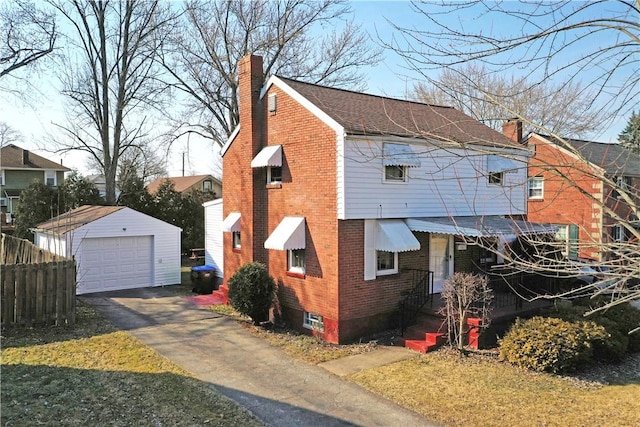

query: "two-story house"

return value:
[525, 133, 640, 261]
[147, 174, 222, 199]
[0, 144, 70, 225]
[219, 55, 552, 344]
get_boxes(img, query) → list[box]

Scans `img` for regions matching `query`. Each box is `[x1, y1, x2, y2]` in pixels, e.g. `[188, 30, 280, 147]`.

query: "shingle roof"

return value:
[277, 77, 520, 149]
[33, 205, 124, 235]
[0, 144, 71, 171]
[539, 135, 640, 176]
[146, 174, 218, 194]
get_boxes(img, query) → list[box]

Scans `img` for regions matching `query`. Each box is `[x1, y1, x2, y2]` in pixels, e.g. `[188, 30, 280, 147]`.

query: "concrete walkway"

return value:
[81, 287, 438, 427]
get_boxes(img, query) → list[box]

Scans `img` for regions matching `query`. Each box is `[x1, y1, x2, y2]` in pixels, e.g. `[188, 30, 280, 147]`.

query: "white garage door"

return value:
[77, 236, 153, 294]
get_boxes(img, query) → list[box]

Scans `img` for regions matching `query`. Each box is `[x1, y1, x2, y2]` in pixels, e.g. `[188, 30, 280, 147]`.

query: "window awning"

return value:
[383, 143, 421, 167]
[406, 216, 556, 240]
[221, 212, 241, 232]
[251, 145, 282, 168]
[376, 220, 421, 252]
[487, 155, 520, 173]
[264, 216, 305, 250]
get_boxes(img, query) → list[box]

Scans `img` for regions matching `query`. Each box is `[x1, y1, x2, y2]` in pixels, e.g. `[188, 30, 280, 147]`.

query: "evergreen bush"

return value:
[227, 262, 275, 325]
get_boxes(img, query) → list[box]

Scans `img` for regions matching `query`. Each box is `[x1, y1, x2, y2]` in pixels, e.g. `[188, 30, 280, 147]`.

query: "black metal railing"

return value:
[399, 269, 434, 336]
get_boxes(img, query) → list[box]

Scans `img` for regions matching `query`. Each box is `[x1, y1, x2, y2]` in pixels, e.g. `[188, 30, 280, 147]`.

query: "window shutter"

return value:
[364, 220, 376, 280]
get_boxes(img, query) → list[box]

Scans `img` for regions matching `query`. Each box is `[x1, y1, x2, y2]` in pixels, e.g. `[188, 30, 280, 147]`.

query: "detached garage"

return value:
[33, 205, 182, 295]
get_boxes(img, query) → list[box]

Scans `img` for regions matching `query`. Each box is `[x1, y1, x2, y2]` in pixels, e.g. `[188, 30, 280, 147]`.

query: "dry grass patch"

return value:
[1, 302, 263, 427]
[208, 305, 382, 364]
[350, 348, 640, 427]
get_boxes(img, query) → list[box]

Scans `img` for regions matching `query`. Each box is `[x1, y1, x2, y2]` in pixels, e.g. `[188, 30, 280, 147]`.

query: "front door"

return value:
[430, 234, 453, 293]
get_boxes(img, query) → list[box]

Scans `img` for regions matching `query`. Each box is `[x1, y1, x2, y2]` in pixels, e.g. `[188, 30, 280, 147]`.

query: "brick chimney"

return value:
[22, 149, 29, 164]
[222, 54, 267, 282]
[502, 119, 523, 144]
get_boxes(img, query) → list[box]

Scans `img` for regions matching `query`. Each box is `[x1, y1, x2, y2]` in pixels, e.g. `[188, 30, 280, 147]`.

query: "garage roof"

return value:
[32, 205, 125, 235]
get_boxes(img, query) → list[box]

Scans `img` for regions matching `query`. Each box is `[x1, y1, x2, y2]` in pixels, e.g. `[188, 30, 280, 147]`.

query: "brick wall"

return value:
[527, 135, 603, 260]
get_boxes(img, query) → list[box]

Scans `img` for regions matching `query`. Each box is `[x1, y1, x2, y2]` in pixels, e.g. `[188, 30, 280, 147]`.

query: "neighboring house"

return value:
[85, 174, 121, 200]
[0, 144, 70, 223]
[218, 55, 552, 344]
[525, 133, 640, 261]
[146, 174, 222, 198]
[32, 205, 182, 295]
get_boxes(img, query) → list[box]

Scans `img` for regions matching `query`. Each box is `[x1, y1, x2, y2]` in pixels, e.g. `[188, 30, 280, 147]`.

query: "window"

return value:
[232, 231, 241, 249]
[45, 170, 56, 186]
[612, 224, 626, 242]
[384, 165, 407, 182]
[376, 251, 398, 275]
[555, 224, 579, 259]
[267, 166, 282, 184]
[613, 176, 632, 198]
[488, 172, 503, 185]
[0, 169, 4, 186]
[528, 177, 544, 199]
[203, 180, 212, 192]
[303, 312, 324, 332]
[288, 249, 305, 275]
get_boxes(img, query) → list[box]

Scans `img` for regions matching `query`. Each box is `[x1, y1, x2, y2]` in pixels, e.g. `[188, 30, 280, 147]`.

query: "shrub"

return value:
[227, 262, 276, 325]
[589, 301, 640, 353]
[498, 316, 608, 374]
[544, 299, 640, 357]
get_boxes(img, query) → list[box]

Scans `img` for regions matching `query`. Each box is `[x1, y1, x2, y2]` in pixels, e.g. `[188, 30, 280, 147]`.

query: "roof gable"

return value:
[0, 144, 71, 171]
[34, 205, 125, 235]
[146, 174, 220, 194]
[531, 134, 640, 176]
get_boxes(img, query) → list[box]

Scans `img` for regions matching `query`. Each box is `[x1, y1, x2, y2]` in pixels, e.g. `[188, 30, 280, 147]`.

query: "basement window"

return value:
[303, 312, 324, 332]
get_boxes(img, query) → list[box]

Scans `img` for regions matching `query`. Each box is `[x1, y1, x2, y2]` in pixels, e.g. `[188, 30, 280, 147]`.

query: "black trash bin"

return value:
[190, 265, 217, 294]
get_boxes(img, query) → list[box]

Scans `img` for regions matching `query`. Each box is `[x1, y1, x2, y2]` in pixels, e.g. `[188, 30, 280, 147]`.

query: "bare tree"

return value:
[415, 63, 603, 138]
[0, 1, 56, 80]
[160, 0, 382, 146]
[388, 1, 640, 309]
[0, 122, 21, 146]
[50, 0, 178, 205]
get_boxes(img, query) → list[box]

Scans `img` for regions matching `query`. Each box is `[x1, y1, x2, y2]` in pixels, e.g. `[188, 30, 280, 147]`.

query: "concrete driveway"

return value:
[81, 286, 438, 427]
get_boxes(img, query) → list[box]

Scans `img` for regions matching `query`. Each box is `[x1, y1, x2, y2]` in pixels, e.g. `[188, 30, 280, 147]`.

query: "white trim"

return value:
[528, 176, 544, 199]
[288, 248, 305, 274]
[376, 251, 398, 276]
[220, 125, 241, 157]
[261, 76, 344, 135]
[222, 212, 241, 232]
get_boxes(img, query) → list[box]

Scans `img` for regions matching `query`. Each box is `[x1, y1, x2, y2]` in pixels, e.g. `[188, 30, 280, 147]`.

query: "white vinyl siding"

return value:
[204, 199, 223, 277]
[341, 138, 528, 219]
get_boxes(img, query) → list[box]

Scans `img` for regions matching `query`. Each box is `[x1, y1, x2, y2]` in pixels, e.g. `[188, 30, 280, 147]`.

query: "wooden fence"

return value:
[1, 233, 68, 264]
[1, 261, 77, 327]
[1, 233, 76, 327]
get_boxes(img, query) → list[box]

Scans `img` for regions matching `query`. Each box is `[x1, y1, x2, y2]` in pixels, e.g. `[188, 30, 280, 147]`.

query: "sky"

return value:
[0, 1, 634, 178]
